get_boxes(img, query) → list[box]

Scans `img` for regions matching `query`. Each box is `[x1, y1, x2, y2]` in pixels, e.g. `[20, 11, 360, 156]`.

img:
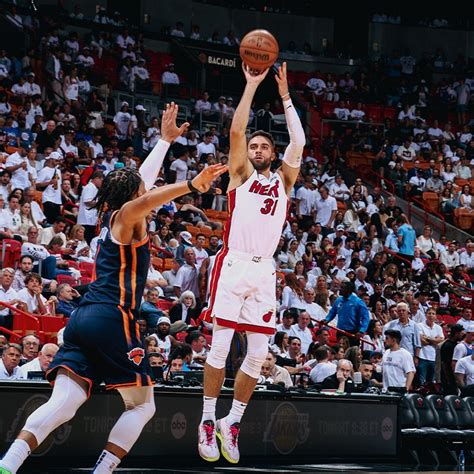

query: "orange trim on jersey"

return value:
[46, 364, 93, 399]
[136, 372, 142, 387]
[119, 245, 126, 307]
[91, 243, 99, 282]
[130, 234, 149, 248]
[118, 305, 132, 346]
[132, 309, 141, 341]
[131, 246, 137, 310]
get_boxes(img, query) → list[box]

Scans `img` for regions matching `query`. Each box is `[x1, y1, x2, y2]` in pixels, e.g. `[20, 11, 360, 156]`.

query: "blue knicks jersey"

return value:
[80, 215, 150, 313]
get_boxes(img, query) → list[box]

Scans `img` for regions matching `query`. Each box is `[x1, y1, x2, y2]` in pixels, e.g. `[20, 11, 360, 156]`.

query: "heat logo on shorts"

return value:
[262, 310, 273, 323]
[127, 347, 145, 366]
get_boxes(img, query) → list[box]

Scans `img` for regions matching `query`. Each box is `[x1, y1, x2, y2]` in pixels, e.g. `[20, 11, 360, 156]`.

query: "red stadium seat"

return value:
[1, 239, 22, 269]
[156, 299, 174, 312]
[79, 262, 94, 276]
[56, 274, 79, 286]
[40, 316, 66, 343]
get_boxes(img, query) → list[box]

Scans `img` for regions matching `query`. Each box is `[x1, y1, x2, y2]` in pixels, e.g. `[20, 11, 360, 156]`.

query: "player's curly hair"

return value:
[94, 168, 142, 216]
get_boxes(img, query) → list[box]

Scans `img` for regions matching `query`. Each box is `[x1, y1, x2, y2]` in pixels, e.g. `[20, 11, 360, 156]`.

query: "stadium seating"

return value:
[1, 239, 22, 269]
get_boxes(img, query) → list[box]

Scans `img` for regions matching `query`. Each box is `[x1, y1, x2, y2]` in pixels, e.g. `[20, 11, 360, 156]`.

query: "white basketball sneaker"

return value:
[216, 418, 240, 464]
[198, 420, 220, 462]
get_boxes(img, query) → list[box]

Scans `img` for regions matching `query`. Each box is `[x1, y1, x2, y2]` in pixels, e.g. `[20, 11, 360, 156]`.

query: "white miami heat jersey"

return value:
[225, 170, 288, 257]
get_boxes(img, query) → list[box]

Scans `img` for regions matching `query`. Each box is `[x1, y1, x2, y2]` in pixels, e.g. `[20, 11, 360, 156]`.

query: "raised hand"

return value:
[275, 61, 289, 99]
[160, 102, 189, 143]
[191, 164, 228, 193]
[242, 63, 270, 86]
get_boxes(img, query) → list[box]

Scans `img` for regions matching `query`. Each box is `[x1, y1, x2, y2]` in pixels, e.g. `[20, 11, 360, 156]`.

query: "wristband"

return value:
[187, 180, 199, 193]
[281, 92, 290, 100]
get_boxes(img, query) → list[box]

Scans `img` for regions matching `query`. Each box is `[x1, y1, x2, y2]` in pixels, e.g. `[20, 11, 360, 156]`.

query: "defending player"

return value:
[198, 62, 305, 463]
[0, 104, 226, 474]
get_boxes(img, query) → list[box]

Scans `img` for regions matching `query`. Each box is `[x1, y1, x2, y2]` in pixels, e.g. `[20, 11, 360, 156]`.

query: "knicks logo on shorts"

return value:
[127, 347, 145, 366]
[262, 310, 273, 323]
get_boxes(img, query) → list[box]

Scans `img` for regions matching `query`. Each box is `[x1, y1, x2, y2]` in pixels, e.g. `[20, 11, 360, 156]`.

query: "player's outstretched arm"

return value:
[275, 62, 306, 195]
[119, 164, 228, 226]
[139, 102, 189, 190]
[229, 64, 269, 183]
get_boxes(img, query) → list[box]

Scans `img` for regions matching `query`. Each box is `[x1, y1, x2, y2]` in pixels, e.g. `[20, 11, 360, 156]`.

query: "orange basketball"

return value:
[239, 29, 279, 71]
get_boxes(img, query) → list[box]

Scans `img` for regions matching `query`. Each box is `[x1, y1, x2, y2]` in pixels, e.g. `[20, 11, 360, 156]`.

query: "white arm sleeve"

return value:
[139, 139, 170, 191]
[282, 98, 306, 168]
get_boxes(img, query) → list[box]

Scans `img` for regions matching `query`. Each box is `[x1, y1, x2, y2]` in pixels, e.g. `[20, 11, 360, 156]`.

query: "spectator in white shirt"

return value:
[350, 102, 366, 122]
[460, 242, 474, 268]
[169, 147, 189, 183]
[306, 74, 326, 105]
[77, 171, 104, 243]
[116, 29, 135, 50]
[162, 63, 180, 85]
[301, 287, 327, 322]
[309, 346, 337, 383]
[382, 329, 416, 392]
[170, 22, 186, 38]
[0, 267, 20, 322]
[417, 308, 444, 384]
[314, 186, 337, 230]
[333, 101, 350, 121]
[0, 343, 21, 380]
[329, 174, 350, 201]
[428, 120, 443, 140]
[289, 311, 313, 355]
[440, 241, 460, 270]
[17, 343, 59, 379]
[396, 140, 416, 161]
[455, 353, 474, 394]
[25, 73, 41, 96]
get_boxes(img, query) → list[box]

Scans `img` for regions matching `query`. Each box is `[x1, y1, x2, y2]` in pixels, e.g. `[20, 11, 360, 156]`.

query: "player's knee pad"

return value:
[239, 332, 269, 379]
[205, 326, 234, 370]
[24, 374, 88, 445]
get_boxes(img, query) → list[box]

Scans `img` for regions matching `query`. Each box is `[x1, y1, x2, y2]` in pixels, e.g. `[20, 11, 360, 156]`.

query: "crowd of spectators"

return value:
[0, 5, 472, 399]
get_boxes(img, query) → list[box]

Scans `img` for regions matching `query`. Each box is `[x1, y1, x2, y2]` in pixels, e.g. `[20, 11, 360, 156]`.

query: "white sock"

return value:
[201, 396, 217, 423]
[92, 450, 121, 473]
[0, 439, 31, 473]
[224, 399, 247, 425]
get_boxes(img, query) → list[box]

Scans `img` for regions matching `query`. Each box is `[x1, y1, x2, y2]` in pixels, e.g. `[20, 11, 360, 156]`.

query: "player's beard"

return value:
[250, 156, 271, 172]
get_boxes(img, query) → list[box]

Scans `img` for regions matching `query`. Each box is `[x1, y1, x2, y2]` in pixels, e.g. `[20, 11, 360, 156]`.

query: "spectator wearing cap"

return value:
[77, 171, 104, 243]
[150, 316, 175, 363]
[0, 343, 21, 380]
[382, 329, 416, 393]
[36, 151, 63, 223]
[275, 310, 295, 336]
[25, 73, 41, 96]
[113, 102, 132, 146]
[331, 255, 347, 280]
[452, 324, 474, 368]
[325, 281, 370, 345]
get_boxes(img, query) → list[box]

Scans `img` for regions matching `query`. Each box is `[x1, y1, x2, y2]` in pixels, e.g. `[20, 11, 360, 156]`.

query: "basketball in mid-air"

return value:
[239, 29, 279, 72]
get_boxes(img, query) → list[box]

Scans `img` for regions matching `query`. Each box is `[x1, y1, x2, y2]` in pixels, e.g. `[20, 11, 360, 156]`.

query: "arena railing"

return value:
[0, 302, 40, 334]
[407, 199, 446, 236]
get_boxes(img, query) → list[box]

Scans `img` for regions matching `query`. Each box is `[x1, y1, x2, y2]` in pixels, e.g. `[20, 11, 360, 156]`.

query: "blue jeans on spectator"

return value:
[34, 256, 72, 280]
[417, 358, 435, 385]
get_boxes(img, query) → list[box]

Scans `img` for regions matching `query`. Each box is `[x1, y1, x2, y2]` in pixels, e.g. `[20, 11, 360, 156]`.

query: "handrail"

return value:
[410, 197, 447, 235]
[316, 321, 376, 348]
[0, 302, 40, 332]
[151, 245, 174, 259]
[0, 326, 22, 341]
[383, 247, 414, 267]
[358, 165, 396, 196]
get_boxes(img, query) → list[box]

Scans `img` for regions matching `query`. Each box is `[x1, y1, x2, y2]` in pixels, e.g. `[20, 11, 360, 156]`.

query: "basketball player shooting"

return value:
[198, 62, 305, 464]
[0, 104, 226, 474]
